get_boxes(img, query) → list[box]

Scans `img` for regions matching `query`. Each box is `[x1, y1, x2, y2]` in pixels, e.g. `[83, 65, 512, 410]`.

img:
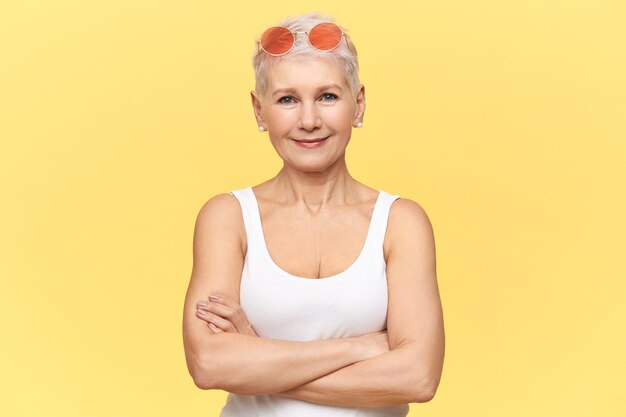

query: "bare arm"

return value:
[273, 199, 445, 406]
[276, 344, 424, 407]
[182, 194, 384, 394]
[187, 329, 369, 394]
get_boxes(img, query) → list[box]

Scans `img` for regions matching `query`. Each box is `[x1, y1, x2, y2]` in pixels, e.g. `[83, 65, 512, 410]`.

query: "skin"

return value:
[252, 56, 365, 179]
[183, 55, 445, 406]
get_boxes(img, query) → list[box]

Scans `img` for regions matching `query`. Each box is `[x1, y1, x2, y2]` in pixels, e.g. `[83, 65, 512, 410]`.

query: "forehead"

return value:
[266, 57, 348, 93]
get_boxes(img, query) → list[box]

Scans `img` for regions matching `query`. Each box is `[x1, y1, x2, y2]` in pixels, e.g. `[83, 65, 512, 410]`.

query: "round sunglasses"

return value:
[257, 22, 347, 56]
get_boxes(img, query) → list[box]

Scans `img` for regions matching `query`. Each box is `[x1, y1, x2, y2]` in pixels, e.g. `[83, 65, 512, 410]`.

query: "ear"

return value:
[250, 90, 266, 130]
[353, 84, 366, 124]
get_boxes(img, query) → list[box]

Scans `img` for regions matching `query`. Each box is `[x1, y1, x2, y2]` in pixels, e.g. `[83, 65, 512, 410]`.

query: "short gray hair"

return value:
[252, 11, 361, 101]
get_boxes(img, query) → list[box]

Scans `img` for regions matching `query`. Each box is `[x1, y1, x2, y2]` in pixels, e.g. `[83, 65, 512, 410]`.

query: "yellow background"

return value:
[1, 0, 624, 416]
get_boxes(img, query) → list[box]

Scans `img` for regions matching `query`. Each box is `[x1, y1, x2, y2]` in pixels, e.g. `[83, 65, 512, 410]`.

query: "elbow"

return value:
[187, 350, 219, 390]
[410, 373, 441, 403]
[190, 359, 218, 390]
[188, 359, 212, 390]
[184, 332, 229, 390]
[191, 369, 213, 390]
[412, 383, 437, 403]
[192, 376, 210, 390]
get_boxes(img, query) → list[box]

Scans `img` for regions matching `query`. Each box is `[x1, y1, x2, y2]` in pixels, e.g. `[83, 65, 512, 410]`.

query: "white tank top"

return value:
[220, 186, 408, 417]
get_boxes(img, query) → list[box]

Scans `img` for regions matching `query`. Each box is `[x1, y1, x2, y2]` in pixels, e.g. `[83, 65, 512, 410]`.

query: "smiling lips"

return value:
[292, 136, 329, 148]
[292, 137, 328, 143]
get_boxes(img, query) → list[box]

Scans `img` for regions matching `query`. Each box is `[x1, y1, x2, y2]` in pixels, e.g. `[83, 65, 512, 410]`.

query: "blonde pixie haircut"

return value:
[252, 11, 361, 101]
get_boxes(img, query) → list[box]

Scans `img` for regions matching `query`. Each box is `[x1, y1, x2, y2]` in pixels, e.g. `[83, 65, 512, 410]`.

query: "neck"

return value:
[269, 157, 358, 208]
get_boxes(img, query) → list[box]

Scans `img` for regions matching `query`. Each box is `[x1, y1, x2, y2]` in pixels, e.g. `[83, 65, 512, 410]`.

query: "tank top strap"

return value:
[229, 187, 264, 259]
[366, 190, 401, 251]
[230, 186, 400, 264]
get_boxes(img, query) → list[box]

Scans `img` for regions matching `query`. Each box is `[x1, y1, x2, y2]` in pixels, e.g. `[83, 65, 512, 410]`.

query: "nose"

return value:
[297, 101, 322, 131]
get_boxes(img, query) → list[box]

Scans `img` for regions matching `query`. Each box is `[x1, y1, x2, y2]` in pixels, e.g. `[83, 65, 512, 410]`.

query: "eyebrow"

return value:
[271, 84, 343, 96]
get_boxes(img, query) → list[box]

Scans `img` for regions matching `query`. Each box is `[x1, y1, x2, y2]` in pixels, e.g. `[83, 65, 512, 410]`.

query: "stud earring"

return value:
[258, 125, 265, 132]
[355, 121, 363, 128]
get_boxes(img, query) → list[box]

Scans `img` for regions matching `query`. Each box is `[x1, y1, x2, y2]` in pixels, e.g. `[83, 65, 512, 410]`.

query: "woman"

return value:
[182, 11, 445, 416]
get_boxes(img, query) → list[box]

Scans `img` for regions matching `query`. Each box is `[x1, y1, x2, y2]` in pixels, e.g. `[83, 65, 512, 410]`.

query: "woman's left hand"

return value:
[195, 294, 258, 337]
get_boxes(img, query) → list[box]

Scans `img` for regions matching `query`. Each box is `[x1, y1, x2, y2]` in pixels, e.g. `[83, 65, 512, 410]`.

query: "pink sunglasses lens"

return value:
[260, 26, 294, 55]
[309, 23, 343, 51]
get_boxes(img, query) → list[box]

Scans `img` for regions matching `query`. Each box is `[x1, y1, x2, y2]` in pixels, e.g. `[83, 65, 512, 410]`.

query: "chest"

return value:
[239, 247, 390, 340]
[242, 202, 391, 279]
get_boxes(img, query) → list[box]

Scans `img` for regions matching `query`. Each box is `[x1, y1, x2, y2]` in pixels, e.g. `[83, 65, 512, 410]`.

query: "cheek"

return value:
[324, 107, 354, 129]
[267, 109, 294, 130]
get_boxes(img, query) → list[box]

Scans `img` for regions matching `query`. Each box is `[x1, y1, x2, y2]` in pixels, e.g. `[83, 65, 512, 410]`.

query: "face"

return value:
[251, 57, 365, 172]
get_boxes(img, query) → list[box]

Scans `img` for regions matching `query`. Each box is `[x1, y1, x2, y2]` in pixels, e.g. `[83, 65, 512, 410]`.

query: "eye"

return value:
[278, 96, 295, 104]
[321, 93, 338, 101]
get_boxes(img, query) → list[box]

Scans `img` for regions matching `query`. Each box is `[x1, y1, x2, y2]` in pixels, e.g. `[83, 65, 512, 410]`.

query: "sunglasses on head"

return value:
[257, 22, 347, 56]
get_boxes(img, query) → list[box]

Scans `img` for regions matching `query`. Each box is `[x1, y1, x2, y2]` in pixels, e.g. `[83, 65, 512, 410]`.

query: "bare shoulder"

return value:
[195, 192, 246, 257]
[196, 192, 243, 228]
[182, 192, 248, 385]
[386, 197, 435, 258]
[184, 192, 247, 309]
[384, 196, 444, 398]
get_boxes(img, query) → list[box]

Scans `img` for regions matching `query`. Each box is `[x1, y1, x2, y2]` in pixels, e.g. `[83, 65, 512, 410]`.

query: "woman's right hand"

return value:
[355, 330, 390, 360]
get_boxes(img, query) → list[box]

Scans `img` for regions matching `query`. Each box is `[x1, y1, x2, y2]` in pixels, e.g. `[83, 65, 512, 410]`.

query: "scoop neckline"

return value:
[248, 187, 383, 283]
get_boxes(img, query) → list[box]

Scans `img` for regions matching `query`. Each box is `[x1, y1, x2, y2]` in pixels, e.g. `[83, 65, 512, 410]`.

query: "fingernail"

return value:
[197, 301, 207, 307]
[209, 294, 221, 301]
[197, 309, 206, 315]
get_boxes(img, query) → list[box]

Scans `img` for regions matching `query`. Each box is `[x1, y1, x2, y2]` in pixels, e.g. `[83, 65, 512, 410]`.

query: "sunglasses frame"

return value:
[257, 23, 347, 57]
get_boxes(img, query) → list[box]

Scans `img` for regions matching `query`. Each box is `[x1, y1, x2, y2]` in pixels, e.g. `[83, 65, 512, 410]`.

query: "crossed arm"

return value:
[182, 194, 445, 408]
[190, 296, 431, 407]
[275, 341, 439, 407]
